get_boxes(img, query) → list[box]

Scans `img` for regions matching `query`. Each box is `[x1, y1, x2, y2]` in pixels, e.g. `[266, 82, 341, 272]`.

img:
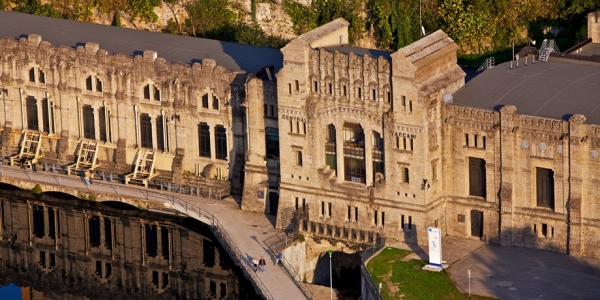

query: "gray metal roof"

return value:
[0, 11, 283, 73]
[452, 60, 600, 124]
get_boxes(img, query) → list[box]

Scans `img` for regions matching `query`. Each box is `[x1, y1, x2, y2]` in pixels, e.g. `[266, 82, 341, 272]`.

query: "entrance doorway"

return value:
[268, 192, 279, 216]
[470, 210, 483, 238]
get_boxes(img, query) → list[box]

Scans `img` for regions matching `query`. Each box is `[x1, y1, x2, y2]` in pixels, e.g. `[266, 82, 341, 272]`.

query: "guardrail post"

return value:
[160, 181, 163, 190]
[109, 173, 113, 182]
[44, 162, 48, 171]
[51, 164, 56, 173]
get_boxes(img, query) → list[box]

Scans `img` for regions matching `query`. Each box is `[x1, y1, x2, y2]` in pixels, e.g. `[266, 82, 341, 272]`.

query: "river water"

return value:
[0, 185, 259, 299]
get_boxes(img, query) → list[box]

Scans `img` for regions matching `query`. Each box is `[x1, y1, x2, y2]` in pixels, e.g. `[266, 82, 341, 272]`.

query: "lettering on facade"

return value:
[281, 115, 308, 123]
[397, 132, 417, 139]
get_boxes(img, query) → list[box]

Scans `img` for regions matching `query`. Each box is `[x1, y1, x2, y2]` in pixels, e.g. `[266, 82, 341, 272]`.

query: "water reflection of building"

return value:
[0, 188, 255, 300]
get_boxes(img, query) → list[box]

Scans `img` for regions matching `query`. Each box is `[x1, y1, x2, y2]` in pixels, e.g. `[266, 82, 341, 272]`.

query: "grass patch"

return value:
[367, 247, 494, 299]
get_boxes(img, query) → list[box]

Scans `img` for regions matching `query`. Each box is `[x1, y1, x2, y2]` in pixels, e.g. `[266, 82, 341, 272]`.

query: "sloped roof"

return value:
[452, 61, 600, 124]
[297, 18, 349, 45]
[0, 11, 283, 73]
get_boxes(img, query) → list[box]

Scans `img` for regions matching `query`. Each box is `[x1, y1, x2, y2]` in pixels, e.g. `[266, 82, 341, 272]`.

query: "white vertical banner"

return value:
[428, 227, 442, 266]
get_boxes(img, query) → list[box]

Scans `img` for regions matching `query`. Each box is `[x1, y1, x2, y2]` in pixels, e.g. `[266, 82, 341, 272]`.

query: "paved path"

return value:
[0, 165, 307, 300]
[388, 236, 600, 299]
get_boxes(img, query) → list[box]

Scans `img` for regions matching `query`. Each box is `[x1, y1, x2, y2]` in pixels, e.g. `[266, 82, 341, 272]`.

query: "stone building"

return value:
[2, 10, 600, 259]
[0, 189, 250, 299]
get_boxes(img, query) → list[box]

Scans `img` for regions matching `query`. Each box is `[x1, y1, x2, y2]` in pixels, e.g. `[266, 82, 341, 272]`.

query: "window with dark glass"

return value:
[202, 94, 209, 108]
[373, 131, 384, 178]
[402, 167, 409, 183]
[343, 123, 365, 183]
[265, 127, 280, 158]
[83, 105, 95, 139]
[86, 76, 93, 91]
[161, 226, 169, 260]
[140, 113, 153, 148]
[99, 107, 107, 142]
[38, 70, 45, 84]
[96, 78, 102, 92]
[198, 123, 211, 157]
[153, 86, 160, 101]
[89, 216, 101, 247]
[104, 217, 112, 250]
[33, 205, 44, 238]
[212, 96, 219, 109]
[26, 97, 39, 131]
[48, 208, 55, 240]
[156, 116, 165, 151]
[296, 151, 303, 166]
[143, 84, 150, 99]
[469, 157, 486, 198]
[42, 98, 50, 133]
[215, 125, 227, 160]
[203, 239, 215, 267]
[325, 124, 337, 172]
[29, 68, 35, 82]
[145, 224, 158, 257]
[536, 167, 554, 209]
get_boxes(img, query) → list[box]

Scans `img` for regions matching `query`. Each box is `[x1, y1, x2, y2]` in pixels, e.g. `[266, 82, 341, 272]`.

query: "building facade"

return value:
[1, 11, 600, 259]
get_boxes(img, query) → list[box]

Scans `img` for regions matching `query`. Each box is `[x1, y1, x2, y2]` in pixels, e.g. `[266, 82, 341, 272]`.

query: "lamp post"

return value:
[327, 249, 334, 300]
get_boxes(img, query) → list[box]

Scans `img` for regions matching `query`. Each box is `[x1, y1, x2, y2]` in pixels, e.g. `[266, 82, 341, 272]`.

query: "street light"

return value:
[326, 249, 334, 300]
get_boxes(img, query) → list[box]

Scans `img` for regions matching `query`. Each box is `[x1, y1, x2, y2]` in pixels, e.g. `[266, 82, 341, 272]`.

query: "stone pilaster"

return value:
[567, 114, 586, 256]
[499, 105, 517, 246]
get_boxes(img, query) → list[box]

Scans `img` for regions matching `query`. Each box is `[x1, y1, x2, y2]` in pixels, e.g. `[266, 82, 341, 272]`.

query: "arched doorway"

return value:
[470, 210, 483, 238]
[268, 192, 279, 216]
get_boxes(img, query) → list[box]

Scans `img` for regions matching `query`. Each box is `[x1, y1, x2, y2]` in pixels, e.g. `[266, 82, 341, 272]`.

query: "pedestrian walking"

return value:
[84, 170, 91, 185]
[252, 257, 259, 272]
[258, 256, 266, 272]
[31, 158, 38, 172]
[19, 157, 26, 169]
[274, 251, 283, 266]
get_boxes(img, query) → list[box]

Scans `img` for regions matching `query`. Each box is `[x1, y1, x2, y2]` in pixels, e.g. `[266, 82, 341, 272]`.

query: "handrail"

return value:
[0, 164, 276, 300]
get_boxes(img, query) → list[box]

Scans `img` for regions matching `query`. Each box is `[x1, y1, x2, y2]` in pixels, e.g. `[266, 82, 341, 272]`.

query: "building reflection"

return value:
[0, 187, 257, 300]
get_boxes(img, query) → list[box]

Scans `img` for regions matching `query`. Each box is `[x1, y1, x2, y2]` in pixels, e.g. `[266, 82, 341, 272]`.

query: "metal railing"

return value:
[0, 163, 275, 300]
[477, 57, 495, 72]
[359, 237, 386, 300]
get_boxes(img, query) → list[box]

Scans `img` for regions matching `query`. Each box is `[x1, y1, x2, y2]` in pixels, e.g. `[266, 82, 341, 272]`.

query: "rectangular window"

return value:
[329, 83, 332, 94]
[296, 151, 303, 166]
[83, 105, 95, 139]
[474, 135, 478, 147]
[39, 70, 45, 84]
[212, 96, 219, 110]
[48, 208, 55, 239]
[269, 105, 274, 117]
[408, 216, 412, 229]
[343, 85, 347, 96]
[328, 203, 332, 217]
[469, 157, 486, 198]
[542, 223, 548, 237]
[387, 91, 391, 102]
[402, 95, 406, 106]
[432, 163, 437, 181]
[382, 211, 385, 227]
[401, 215, 405, 229]
[410, 138, 414, 151]
[156, 116, 165, 151]
[264, 104, 268, 117]
[536, 167, 554, 209]
[154, 86, 160, 101]
[354, 207, 358, 222]
[140, 113, 153, 148]
[42, 99, 50, 133]
[321, 201, 325, 216]
[295, 80, 299, 91]
[358, 87, 362, 98]
[99, 107, 107, 142]
[347, 205, 351, 221]
[143, 84, 150, 99]
[402, 167, 410, 183]
[33, 205, 44, 238]
[483, 136, 486, 148]
[198, 123, 211, 157]
[161, 226, 169, 260]
[372, 89, 376, 100]
[96, 78, 102, 92]
[314, 81, 318, 92]
[409, 101, 413, 112]
[29, 68, 36, 82]
[89, 216, 101, 247]
[26, 97, 39, 131]
[145, 224, 158, 257]
[295, 197, 299, 211]
[289, 83, 292, 94]
[104, 217, 112, 250]
[465, 133, 469, 146]
[215, 125, 227, 160]
[202, 94, 209, 108]
[374, 210, 378, 225]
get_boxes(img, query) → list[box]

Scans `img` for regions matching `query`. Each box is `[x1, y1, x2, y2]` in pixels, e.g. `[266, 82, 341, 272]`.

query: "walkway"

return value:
[0, 165, 307, 300]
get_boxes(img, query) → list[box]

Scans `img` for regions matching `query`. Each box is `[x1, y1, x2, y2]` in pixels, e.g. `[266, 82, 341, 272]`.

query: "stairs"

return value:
[125, 148, 159, 187]
[538, 39, 560, 62]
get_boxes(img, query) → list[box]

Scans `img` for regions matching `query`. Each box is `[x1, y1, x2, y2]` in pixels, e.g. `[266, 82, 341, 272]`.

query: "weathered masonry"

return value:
[2, 10, 600, 259]
[0, 190, 248, 299]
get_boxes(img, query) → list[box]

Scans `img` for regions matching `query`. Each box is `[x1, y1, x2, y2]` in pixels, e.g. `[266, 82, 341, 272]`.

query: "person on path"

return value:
[252, 257, 259, 272]
[19, 157, 26, 169]
[258, 256, 266, 272]
[31, 158, 38, 172]
[274, 251, 283, 266]
[84, 170, 91, 185]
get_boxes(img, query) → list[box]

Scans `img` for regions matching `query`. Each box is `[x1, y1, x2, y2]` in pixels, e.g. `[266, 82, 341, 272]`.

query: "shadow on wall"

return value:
[311, 251, 361, 293]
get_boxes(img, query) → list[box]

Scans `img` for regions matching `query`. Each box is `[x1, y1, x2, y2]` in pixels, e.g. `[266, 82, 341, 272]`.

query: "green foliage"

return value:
[0, 0, 5, 10]
[112, 11, 122, 27]
[31, 184, 43, 195]
[368, 247, 494, 299]
[13, 0, 64, 18]
[284, 0, 364, 44]
[185, 0, 237, 38]
[298, 233, 305, 242]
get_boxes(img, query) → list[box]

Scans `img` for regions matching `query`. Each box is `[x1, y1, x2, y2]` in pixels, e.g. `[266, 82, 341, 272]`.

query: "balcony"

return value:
[325, 141, 336, 153]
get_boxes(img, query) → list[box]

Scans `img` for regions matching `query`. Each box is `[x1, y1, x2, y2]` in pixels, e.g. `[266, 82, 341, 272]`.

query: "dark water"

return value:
[0, 186, 259, 300]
